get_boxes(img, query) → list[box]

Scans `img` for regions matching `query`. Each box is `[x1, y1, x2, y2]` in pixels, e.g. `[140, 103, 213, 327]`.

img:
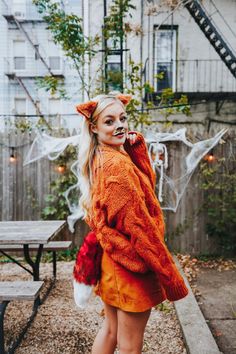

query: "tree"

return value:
[33, 0, 100, 99]
[33, 0, 190, 127]
[32, 0, 191, 220]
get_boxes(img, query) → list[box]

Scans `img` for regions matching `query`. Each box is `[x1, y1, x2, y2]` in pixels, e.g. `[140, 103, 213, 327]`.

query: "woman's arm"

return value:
[98, 164, 188, 302]
[124, 132, 156, 189]
[92, 163, 149, 274]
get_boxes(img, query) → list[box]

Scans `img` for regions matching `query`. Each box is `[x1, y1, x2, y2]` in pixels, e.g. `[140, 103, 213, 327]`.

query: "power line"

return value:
[0, 141, 34, 148]
[0, 94, 235, 118]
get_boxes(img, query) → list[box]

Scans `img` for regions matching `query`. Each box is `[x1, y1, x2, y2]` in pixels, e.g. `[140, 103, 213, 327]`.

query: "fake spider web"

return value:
[145, 127, 227, 212]
[24, 127, 227, 232]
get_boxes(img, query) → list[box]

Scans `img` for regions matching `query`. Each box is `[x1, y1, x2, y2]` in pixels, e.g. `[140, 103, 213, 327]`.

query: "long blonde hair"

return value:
[78, 94, 125, 218]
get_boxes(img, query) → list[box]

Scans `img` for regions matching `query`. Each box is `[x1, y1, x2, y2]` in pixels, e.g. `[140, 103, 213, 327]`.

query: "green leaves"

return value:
[156, 88, 191, 120]
[33, 0, 101, 99]
[36, 76, 68, 98]
[103, 0, 136, 41]
[37, 7, 88, 61]
[200, 157, 236, 255]
[33, 0, 191, 127]
[41, 145, 78, 221]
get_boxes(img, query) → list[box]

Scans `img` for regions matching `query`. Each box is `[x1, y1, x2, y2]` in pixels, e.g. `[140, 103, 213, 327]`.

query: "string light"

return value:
[56, 165, 66, 173]
[204, 150, 216, 163]
[9, 147, 17, 163]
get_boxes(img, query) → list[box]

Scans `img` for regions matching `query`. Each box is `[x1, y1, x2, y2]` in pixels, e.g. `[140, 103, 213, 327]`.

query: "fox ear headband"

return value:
[76, 94, 132, 120]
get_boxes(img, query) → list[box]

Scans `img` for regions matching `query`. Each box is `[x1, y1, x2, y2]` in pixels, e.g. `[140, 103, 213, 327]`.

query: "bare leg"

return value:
[91, 302, 118, 354]
[117, 308, 151, 354]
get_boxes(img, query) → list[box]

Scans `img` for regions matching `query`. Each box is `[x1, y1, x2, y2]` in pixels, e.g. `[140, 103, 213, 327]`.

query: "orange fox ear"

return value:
[116, 94, 132, 106]
[76, 101, 97, 119]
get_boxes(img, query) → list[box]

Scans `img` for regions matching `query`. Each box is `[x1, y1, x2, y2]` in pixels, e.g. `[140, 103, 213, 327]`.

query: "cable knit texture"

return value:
[89, 133, 188, 302]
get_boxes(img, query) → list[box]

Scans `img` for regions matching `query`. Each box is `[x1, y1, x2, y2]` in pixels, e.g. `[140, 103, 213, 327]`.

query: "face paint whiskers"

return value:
[113, 128, 126, 136]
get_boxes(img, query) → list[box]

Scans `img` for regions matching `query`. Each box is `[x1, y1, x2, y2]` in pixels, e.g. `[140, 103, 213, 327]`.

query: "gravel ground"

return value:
[0, 260, 187, 354]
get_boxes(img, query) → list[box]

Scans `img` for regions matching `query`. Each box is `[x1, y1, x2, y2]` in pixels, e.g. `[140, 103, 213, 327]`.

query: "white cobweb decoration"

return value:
[24, 132, 81, 163]
[145, 127, 227, 212]
[24, 127, 227, 232]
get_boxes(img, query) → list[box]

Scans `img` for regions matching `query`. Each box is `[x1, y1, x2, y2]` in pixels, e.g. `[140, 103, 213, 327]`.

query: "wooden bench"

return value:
[0, 241, 72, 278]
[0, 281, 43, 354]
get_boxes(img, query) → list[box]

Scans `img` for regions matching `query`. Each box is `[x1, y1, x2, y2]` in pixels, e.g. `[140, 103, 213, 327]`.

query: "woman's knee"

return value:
[102, 303, 118, 342]
[92, 318, 117, 354]
[118, 339, 143, 354]
[117, 331, 143, 353]
[102, 319, 117, 343]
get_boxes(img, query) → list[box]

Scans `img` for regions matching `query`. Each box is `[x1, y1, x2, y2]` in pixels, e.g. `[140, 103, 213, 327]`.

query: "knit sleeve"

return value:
[124, 132, 156, 189]
[99, 164, 188, 302]
[94, 166, 149, 274]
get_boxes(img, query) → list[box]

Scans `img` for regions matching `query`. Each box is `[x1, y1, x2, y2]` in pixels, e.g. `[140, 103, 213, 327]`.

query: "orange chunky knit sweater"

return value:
[89, 133, 188, 302]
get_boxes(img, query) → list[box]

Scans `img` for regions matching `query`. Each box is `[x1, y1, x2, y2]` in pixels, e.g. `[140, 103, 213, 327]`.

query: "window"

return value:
[107, 61, 122, 91]
[14, 98, 26, 115]
[13, 40, 26, 70]
[154, 27, 177, 91]
[35, 45, 40, 60]
[48, 40, 61, 71]
[106, 36, 123, 91]
[14, 57, 25, 70]
[12, 0, 26, 18]
[49, 98, 61, 115]
[13, 0, 26, 4]
[49, 56, 61, 70]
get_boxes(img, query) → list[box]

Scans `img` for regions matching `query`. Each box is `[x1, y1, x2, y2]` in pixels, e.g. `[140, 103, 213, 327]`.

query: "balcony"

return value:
[4, 57, 65, 79]
[2, 1, 44, 22]
[147, 59, 236, 101]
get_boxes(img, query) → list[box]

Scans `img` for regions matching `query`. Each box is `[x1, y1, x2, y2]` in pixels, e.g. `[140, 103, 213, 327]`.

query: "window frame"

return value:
[13, 39, 26, 72]
[49, 56, 61, 71]
[153, 25, 178, 92]
[14, 97, 27, 115]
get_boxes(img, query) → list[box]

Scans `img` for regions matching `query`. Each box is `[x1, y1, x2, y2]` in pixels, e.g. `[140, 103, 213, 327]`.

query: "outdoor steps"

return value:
[185, 1, 236, 78]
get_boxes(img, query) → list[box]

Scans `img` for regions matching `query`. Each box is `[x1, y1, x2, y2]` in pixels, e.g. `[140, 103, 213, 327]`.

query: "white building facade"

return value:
[0, 0, 236, 133]
[0, 0, 83, 133]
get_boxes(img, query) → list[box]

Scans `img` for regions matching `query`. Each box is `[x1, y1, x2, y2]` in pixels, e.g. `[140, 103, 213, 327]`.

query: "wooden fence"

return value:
[0, 126, 235, 255]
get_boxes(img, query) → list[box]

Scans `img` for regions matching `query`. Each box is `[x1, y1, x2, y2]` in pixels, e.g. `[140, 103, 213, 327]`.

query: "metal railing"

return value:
[2, 1, 43, 21]
[153, 59, 236, 93]
[4, 57, 65, 78]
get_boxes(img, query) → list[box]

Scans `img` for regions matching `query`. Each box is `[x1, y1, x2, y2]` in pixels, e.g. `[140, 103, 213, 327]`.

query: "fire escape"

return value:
[146, 0, 236, 104]
[3, 5, 64, 119]
[184, 0, 236, 79]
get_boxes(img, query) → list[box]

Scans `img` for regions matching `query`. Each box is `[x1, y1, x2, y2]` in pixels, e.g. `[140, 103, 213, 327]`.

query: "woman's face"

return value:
[91, 101, 128, 149]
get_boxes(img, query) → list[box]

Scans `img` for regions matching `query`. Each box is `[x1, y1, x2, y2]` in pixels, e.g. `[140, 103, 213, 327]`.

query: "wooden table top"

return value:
[0, 220, 66, 245]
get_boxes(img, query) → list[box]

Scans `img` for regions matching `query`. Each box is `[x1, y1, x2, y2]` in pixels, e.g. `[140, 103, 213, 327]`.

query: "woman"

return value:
[76, 92, 188, 354]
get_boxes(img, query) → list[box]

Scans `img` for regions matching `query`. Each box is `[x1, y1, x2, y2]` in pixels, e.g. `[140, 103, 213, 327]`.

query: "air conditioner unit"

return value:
[13, 11, 26, 19]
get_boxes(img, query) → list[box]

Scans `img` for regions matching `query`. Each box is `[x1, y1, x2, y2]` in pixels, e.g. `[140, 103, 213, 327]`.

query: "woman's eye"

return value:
[105, 119, 114, 125]
[120, 116, 127, 122]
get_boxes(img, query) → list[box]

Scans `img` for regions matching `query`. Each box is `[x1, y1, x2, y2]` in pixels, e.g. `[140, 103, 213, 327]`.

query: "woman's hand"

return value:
[126, 131, 138, 145]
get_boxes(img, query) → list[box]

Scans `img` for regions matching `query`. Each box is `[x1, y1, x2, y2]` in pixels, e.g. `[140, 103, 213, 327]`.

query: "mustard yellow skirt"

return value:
[95, 252, 167, 312]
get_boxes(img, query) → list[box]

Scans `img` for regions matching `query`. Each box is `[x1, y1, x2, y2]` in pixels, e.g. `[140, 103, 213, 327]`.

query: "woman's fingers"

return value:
[127, 132, 137, 145]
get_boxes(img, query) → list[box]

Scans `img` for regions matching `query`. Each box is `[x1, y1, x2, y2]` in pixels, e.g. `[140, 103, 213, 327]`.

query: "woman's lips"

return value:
[113, 132, 125, 138]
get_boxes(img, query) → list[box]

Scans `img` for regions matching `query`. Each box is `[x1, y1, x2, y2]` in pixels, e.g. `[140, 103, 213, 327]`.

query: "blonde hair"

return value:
[78, 93, 125, 218]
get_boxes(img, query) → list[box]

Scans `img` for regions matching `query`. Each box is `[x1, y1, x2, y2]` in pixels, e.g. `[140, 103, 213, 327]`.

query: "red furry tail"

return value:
[73, 231, 103, 286]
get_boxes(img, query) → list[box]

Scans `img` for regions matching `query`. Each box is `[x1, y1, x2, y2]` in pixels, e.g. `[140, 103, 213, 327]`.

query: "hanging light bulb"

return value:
[204, 150, 216, 163]
[56, 164, 66, 173]
[10, 147, 17, 163]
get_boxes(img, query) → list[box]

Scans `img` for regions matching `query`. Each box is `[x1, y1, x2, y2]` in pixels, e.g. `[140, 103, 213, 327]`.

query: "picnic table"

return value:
[0, 220, 67, 354]
[0, 220, 66, 281]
